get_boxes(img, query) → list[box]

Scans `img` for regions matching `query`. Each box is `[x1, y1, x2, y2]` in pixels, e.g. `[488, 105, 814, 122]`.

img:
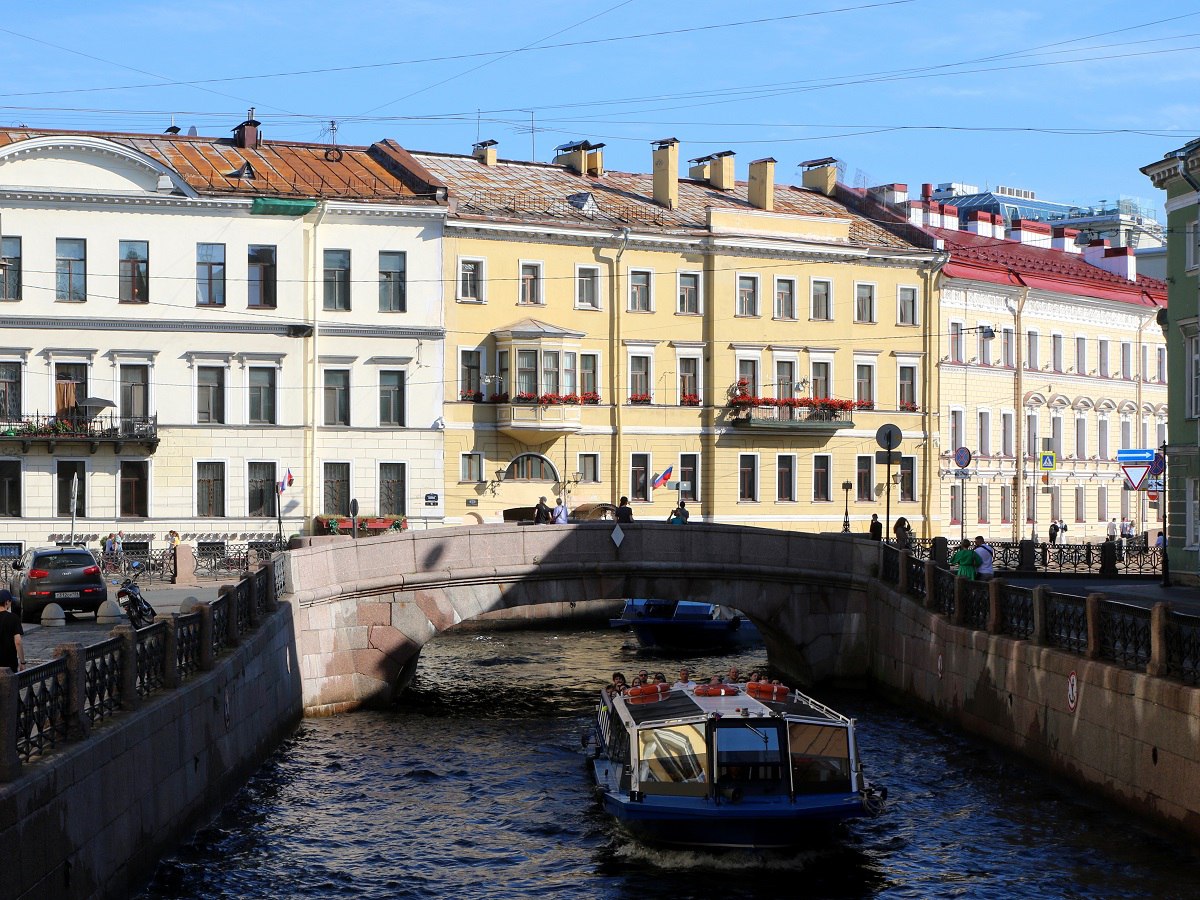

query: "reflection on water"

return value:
[139, 627, 1200, 899]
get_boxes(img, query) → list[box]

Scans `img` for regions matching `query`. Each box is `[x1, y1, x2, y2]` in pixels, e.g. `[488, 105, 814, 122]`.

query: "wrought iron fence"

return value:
[999, 584, 1034, 639]
[908, 557, 927, 600]
[1097, 600, 1153, 670]
[932, 568, 956, 617]
[211, 595, 229, 656]
[1165, 611, 1200, 685]
[273, 552, 288, 602]
[16, 657, 70, 761]
[1045, 592, 1088, 654]
[95, 548, 176, 584]
[962, 580, 990, 630]
[135, 621, 167, 697]
[195, 540, 286, 580]
[83, 636, 123, 724]
[881, 546, 899, 584]
[907, 538, 934, 561]
[234, 581, 252, 634]
[176, 612, 202, 679]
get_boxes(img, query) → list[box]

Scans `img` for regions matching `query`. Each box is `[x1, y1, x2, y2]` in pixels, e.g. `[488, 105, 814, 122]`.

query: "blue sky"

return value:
[1, 1, 1196, 214]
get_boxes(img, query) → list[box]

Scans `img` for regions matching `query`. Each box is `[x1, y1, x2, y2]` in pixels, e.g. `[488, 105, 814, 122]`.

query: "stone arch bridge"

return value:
[283, 523, 879, 714]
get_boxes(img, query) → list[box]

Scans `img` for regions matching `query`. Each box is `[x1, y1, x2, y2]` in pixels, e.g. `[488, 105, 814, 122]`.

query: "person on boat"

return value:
[672, 668, 696, 690]
[534, 497, 552, 524]
[950, 539, 980, 580]
[630, 675, 645, 688]
[637, 669, 649, 683]
[726, 667, 741, 684]
[611, 672, 628, 693]
[653, 672, 667, 684]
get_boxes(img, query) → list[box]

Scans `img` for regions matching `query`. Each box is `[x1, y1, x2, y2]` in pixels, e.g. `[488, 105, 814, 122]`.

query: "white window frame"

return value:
[1001, 410, 1015, 457]
[320, 459, 354, 517]
[630, 451, 652, 503]
[456, 256, 486, 303]
[193, 359, 231, 425]
[809, 352, 835, 399]
[776, 453, 797, 502]
[53, 458, 89, 519]
[949, 406, 964, 453]
[677, 270, 702, 315]
[1187, 220, 1200, 271]
[1075, 485, 1086, 523]
[575, 264, 602, 310]
[240, 357, 281, 426]
[628, 268, 654, 313]
[977, 409, 991, 456]
[896, 355, 920, 409]
[1074, 413, 1087, 459]
[1075, 335, 1087, 375]
[735, 273, 760, 317]
[678, 452, 700, 502]
[626, 348, 654, 402]
[773, 276, 798, 321]
[1188, 478, 1200, 549]
[675, 351, 703, 405]
[1098, 414, 1110, 459]
[1026, 329, 1040, 371]
[738, 452, 760, 502]
[1098, 337, 1110, 377]
[897, 284, 919, 326]
[194, 457, 229, 518]
[1001, 327, 1015, 368]
[853, 281, 876, 324]
[518, 259, 544, 306]
[377, 460, 409, 517]
[949, 320, 964, 363]
[854, 359, 876, 406]
[812, 453, 831, 502]
[810, 277, 833, 321]
[1051, 333, 1064, 372]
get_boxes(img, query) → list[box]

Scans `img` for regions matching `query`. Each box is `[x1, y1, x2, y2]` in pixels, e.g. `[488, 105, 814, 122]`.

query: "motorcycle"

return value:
[114, 562, 157, 628]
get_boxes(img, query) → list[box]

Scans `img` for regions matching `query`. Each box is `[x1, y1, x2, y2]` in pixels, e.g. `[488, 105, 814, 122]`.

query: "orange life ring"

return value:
[628, 682, 670, 698]
[694, 684, 739, 697]
[746, 682, 790, 702]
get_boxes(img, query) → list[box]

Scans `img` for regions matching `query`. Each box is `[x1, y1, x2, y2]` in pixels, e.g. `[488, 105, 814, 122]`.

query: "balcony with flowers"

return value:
[495, 390, 594, 443]
[727, 380, 858, 431]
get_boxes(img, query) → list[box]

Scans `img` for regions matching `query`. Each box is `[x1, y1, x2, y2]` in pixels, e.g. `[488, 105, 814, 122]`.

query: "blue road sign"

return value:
[1117, 449, 1155, 463]
[1150, 453, 1166, 476]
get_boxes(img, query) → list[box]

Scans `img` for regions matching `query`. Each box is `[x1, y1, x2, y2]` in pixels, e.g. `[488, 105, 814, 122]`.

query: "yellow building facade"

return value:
[413, 142, 940, 533]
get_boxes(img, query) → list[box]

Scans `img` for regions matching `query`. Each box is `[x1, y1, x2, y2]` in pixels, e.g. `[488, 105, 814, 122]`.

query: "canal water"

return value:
[139, 626, 1200, 899]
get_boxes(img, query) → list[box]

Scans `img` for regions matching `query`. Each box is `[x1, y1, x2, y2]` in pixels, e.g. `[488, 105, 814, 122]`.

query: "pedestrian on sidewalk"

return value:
[551, 498, 569, 525]
[869, 514, 882, 541]
[0, 590, 24, 673]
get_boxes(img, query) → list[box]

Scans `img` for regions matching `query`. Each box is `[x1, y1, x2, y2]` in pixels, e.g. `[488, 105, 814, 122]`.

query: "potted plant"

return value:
[680, 393, 700, 406]
[459, 389, 484, 402]
[581, 391, 601, 405]
[629, 393, 652, 405]
[899, 400, 920, 412]
[513, 391, 539, 404]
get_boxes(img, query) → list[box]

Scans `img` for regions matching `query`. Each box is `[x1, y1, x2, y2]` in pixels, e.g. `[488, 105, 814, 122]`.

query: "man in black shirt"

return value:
[0, 589, 24, 673]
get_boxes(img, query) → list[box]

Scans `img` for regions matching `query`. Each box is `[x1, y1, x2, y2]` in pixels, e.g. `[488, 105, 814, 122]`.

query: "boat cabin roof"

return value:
[613, 686, 847, 728]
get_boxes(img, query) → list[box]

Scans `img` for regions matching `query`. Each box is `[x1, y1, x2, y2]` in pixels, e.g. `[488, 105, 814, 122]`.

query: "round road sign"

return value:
[1148, 490, 1160, 502]
[876, 423, 902, 451]
[954, 446, 972, 468]
[1150, 453, 1166, 477]
[1067, 671, 1078, 712]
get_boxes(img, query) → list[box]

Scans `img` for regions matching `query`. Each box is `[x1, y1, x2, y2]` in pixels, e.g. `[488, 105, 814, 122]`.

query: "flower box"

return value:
[680, 394, 700, 406]
[512, 392, 539, 404]
[459, 389, 484, 402]
[581, 392, 601, 405]
[628, 393, 652, 405]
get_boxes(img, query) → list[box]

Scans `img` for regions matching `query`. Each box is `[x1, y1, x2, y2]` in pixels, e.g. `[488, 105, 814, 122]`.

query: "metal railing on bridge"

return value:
[899, 538, 1162, 576]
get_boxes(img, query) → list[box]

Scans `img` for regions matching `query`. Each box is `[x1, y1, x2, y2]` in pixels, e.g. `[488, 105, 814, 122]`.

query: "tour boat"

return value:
[590, 681, 884, 849]
[608, 599, 761, 652]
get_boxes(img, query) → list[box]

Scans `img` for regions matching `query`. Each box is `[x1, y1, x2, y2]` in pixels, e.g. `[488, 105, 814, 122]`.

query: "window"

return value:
[460, 350, 482, 399]
[978, 410, 991, 456]
[119, 461, 148, 518]
[248, 367, 276, 425]
[737, 275, 758, 317]
[811, 361, 830, 399]
[678, 272, 700, 314]
[1026, 411, 1039, 457]
[542, 351, 559, 395]
[1142, 345, 1150, 382]
[580, 353, 599, 397]
[949, 322, 963, 363]
[0, 236, 19, 301]
[1026, 485, 1036, 524]
[899, 365, 917, 408]
[196, 366, 225, 424]
[1075, 486, 1086, 523]
[1026, 332, 1039, 370]
[1001, 328, 1014, 367]
[855, 364, 874, 405]
[1121, 342, 1132, 379]
[629, 355, 651, 400]
[738, 359, 759, 397]
[1191, 335, 1200, 417]
[379, 251, 406, 312]
[57, 461, 85, 517]
[1051, 334, 1063, 372]
[775, 278, 796, 320]
[1098, 339, 1109, 377]
[679, 357, 699, 404]
[629, 270, 652, 311]
[118, 241, 149, 303]
[507, 451, 560, 478]
[0, 461, 19, 517]
[777, 455, 795, 502]
[1098, 485, 1108, 523]
[811, 279, 832, 320]
[854, 283, 875, 323]
[1051, 414, 1063, 456]
[1002, 412, 1014, 457]
[247, 245, 276, 308]
[739, 454, 758, 502]
[898, 286, 917, 325]
[563, 352, 577, 396]
[951, 485, 962, 524]
[1098, 416, 1110, 459]
[975, 485, 989, 523]
[1120, 417, 1132, 451]
[577, 266, 600, 309]
[1190, 220, 1200, 270]
[631, 453, 650, 501]
[55, 363, 86, 416]
[380, 463, 407, 516]
[120, 365, 149, 419]
[324, 370, 350, 426]
[196, 244, 225, 306]
[1076, 337, 1087, 374]
[950, 409, 964, 452]
[899, 456, 915, 502]
[461, 453, 483, 483]
[1001, 485, 1012, 523]
[248, 462, 276, 518]
[323, 462, 350, 516]
[519, 263, 542, 305]
[1075, 414, 1087, 458]
[775, 360, 796, 399]
[580, 453, 601, 484]
[679, 453, 698, 501]
[856, 455, 872, 502]
[196, 462, 225, 517]
[379, 371, 405, 426]
[56, 238, 86, 301]
[323, 249, 351, 311]
[459, 259, 484, 301]
[977, 328, 991, 366]
[813, 455, 830, 502]
[1158, 347, 1167, 383]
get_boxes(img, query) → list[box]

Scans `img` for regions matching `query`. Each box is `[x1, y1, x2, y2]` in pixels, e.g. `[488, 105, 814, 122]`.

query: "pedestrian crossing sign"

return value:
[1039, 452, 1057, 471]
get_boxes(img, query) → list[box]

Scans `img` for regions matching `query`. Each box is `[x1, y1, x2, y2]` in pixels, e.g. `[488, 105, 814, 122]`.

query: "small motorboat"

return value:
[609, 599, 760, 652]
[589, 680, 884, 849]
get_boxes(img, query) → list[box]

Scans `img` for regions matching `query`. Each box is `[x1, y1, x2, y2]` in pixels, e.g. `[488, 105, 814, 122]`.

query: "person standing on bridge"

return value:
[1048, 520, 1059, 545]
[950, 540, 980, 580]
[615, 497, 634, 523]
[667, 500, 689, 524]
[973, 536, 995, 581]
[551, 497, 569, 525]
[534, 497, 552, 525]
[869, 514, 882, 541]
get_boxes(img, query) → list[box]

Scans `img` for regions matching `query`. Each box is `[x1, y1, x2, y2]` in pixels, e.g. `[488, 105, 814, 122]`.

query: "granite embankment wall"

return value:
[867, 565, 1200, 841]
[0, 603, 302, 900]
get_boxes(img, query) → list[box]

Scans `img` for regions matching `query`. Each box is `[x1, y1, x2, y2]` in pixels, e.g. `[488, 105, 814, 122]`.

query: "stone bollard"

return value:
[1031, 585, 1049, 645]
[111, 624, 140, 710]
[898, 550, 911, 594]
[1085, 593, 1106, 660]
[53, 643, 90, 741]
[197, 602, 215, 671]
[218, 586, 241, 647]
[174, 543, 196, 584]
[987, 578, 1005, 634]
[0, 670, 20, 781]
[952, 577, 966, 626]
[931, 536, 949, 567]
[158, 615, 179, 689]
[1147, 601, 1172, 677]
[923, 561, 938, 611]
[1018, 540, 1037, 572]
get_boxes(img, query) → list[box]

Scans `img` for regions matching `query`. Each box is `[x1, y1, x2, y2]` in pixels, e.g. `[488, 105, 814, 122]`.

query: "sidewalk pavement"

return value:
[20, 585, 225, 667]
[1006, 576, 1200, 617]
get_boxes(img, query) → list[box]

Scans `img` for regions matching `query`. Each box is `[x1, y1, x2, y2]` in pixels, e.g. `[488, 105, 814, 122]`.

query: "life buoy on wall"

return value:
[694, 684, 739, 697]
[746, 682, 790, 702]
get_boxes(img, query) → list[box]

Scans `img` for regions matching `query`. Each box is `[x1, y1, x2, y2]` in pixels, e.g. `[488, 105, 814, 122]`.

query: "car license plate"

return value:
[57, 591, 80, 599]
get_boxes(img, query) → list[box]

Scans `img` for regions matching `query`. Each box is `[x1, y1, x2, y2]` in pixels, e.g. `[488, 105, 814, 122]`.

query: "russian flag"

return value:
[286, 468, 295, 487]
[651, 466, 673, 490]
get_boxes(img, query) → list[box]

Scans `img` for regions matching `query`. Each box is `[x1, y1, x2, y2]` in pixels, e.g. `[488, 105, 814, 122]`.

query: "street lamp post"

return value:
[841, 480, 853, 533]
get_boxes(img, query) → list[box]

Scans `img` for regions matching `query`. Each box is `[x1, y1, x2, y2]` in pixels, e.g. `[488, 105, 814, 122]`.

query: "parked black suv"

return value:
[9, 547, 108, 622]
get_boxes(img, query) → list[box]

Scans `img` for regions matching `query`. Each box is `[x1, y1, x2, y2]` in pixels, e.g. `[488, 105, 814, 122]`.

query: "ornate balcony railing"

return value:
[0, 413, 158, 452]
[729, 405, 854, 430]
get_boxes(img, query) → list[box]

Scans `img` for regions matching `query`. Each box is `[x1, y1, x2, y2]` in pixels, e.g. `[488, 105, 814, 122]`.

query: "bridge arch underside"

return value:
[285, 524, 877, 715]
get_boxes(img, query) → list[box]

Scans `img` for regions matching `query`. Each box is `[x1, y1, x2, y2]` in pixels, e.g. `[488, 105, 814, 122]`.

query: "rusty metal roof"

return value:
[0, 127, 444, 204]
[413, 151, 915, 249]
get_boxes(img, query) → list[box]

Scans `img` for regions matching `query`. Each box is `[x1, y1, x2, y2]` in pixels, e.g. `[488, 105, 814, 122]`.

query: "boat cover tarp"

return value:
[625, 692, 703, 725]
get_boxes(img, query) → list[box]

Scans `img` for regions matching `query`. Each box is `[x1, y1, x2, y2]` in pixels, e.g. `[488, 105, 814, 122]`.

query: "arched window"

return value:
[504, 454, 558, 481]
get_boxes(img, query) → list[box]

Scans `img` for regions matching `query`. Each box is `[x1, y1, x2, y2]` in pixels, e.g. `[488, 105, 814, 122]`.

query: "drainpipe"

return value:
[608, 227, 631, 498]
[306, 201, 329, 527]
[1175, 158, 1200, 194]
[1012, 286, 1029, 542]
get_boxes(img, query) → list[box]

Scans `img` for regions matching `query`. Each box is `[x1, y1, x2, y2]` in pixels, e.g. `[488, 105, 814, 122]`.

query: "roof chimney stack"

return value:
[711, 152, 735, 190]
[473, 139, 498, 166]
[652, 138, 679, 210]
[1051, 226, 1082, 254]
[233, 108, 261, 149]
[748, 158, 776, 211]
[554, 139, 597, 175]
[801, 157, 838, 197]
[1083, 240, 1137, 281]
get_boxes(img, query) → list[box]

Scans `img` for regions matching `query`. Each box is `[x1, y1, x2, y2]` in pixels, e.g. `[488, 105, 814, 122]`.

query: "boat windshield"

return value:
[637, 723, 708, 796]
[713, 721, 788, 796]
[787, 722, 852, 793]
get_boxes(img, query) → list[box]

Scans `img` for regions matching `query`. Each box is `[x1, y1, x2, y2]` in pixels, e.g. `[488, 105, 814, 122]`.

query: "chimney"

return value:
[553, 140, 591, 174]
[748, 158, 776, 211]
[233, 107, 261, 149]
[922, 183, 933, 201]
[801, 157, 838, 197]
[1051, 226, 1082, 254]
[652, 138, 679, 210]
[711, 151, 736, 190]
[1009, 218, 1052, 247]
[1083, 241, 1137, 280]
[472, 139, 498, 166]
[938, 203, 960, 231]
[965, 210, 995, 238]
[688, 156, 711, 181]
[868, 183, 909, 207]
[586, 145, 605, 177]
